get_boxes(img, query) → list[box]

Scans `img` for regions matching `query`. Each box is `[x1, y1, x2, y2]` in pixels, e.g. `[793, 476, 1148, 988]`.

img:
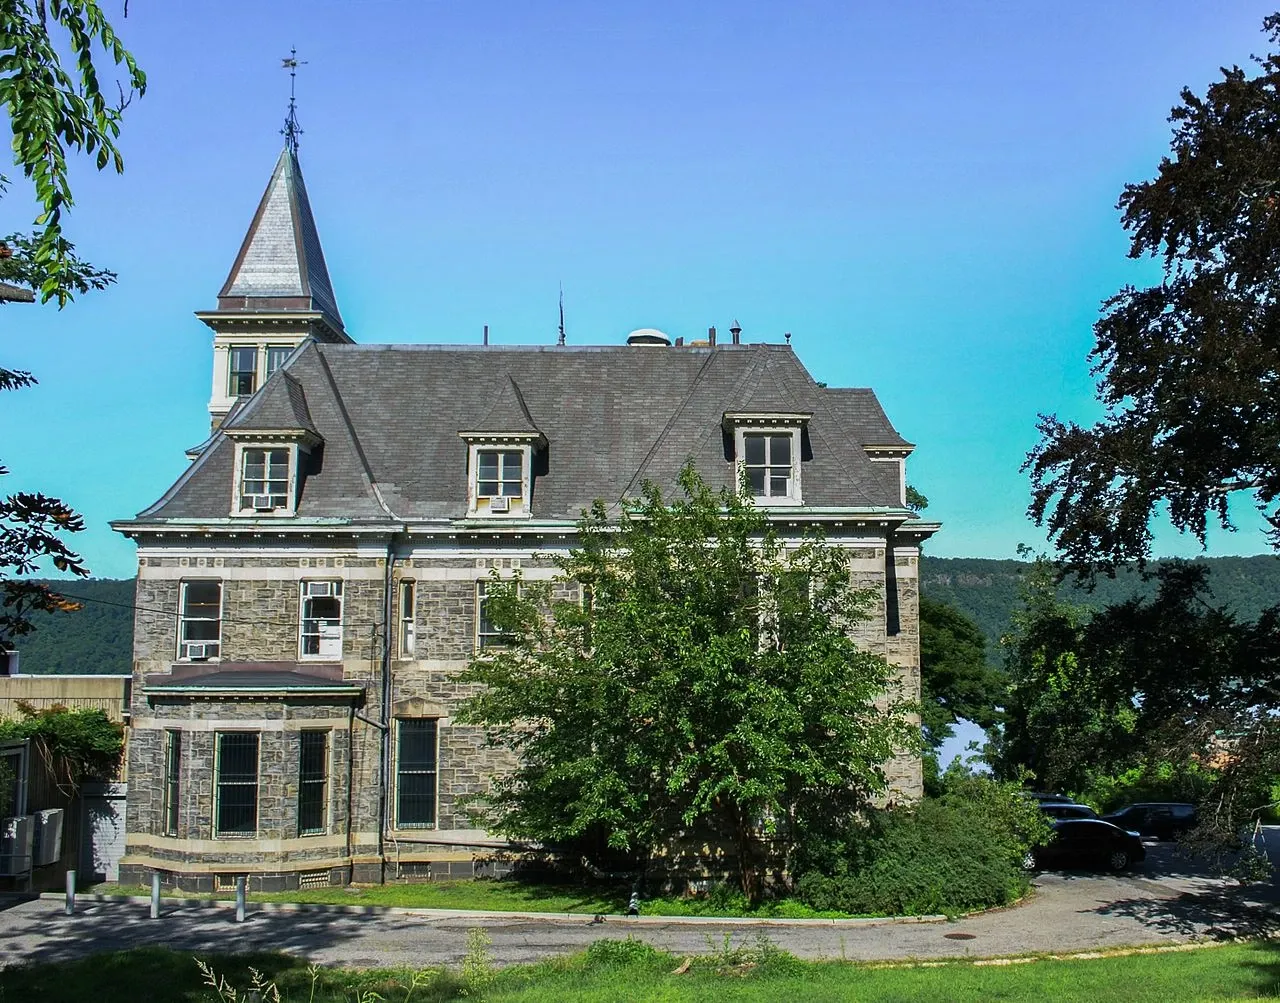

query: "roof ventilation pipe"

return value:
[626, 328, 672, 347]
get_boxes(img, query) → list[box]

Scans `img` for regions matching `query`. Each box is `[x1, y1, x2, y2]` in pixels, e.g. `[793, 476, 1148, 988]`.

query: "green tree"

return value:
[457, 465, 912, 903]
[1026, 12, 1280, 576]
[919, 596, 1004, 751]
[0, 2, 143, 648]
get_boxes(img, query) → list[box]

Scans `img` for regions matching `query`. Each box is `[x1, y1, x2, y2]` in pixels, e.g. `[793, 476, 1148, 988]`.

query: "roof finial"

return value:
[281, 46, 307, 155]
[557, 282, 566, 346]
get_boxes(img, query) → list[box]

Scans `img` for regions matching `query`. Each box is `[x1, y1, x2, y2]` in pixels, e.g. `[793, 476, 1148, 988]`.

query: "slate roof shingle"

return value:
[135, 342, 916, 523]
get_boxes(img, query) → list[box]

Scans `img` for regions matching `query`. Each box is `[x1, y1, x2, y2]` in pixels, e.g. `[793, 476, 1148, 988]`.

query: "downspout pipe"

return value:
[377, 539, 396, 865]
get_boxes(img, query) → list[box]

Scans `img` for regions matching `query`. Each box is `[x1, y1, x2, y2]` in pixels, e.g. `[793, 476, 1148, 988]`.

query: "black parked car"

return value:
[1027, 819, 1147, 873]
[1100, 803, 1197, 841]
[1039, 802, 1099, 821]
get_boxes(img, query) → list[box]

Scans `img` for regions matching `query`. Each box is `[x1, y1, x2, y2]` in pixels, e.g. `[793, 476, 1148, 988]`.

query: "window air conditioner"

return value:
[249, 494, 276, 511]
[184, 643, 213, 661]
[308, 582, 332, 597]
[489, 496, 511, 513]
[0, 815, 34, 876]
[33, 808, 63, 866]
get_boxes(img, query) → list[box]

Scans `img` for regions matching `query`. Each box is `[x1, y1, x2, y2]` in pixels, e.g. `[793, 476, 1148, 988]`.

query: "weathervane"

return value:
[281, 46, 307, 155]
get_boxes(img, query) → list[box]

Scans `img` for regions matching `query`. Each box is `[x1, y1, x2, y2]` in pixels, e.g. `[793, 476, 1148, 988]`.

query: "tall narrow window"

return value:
[300, 580, 343, 659]
[396, 719, 438, 828]
[476, 580, 516, 650]
[163, 730, 182, 836]
[240, 447, 291, 511]
[298, 730, 328, 836]
[476, 450, 523, 499]
[228, 346, 258, 396]
[264, 345, 292, 378]
[743, 432, 793, 499]
[399, 580, 416, 658]
[215, 732, 259, 837]
[179, 581, 222, 660]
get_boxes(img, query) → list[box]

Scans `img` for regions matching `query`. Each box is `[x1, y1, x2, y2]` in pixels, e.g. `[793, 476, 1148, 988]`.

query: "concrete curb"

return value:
[36, 892, 948, 928]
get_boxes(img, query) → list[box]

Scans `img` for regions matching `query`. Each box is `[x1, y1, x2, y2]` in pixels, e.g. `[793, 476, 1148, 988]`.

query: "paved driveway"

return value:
[2, 836, 1277, 970]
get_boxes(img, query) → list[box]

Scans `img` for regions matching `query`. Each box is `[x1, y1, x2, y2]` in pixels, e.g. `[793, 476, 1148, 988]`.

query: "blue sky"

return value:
[3, 1, 1279, 580]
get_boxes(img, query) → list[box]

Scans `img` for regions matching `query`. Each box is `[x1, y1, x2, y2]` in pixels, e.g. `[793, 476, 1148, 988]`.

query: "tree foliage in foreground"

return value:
[0, 2, 143, 649]
[457, 466, 912, 902]
[1026, 12, 1280, 576]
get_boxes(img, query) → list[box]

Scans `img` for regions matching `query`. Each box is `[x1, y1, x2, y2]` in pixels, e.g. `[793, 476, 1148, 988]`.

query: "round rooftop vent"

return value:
[626, 328, 671, 347]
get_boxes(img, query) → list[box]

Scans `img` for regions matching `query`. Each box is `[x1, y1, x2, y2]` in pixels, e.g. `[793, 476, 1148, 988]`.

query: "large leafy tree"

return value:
[1027, 13, 1280, 576]
[919, 596, 1004, 750]
[457, 466, 912, 902]
[0, 2, 144, 648]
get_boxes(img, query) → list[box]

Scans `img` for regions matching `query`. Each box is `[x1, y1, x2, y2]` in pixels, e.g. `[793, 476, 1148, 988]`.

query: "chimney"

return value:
[483, 324, 489, 346]
[730, 319, 742, 345]
[675, 336, 684, 347]
[708, 326, 717, 346]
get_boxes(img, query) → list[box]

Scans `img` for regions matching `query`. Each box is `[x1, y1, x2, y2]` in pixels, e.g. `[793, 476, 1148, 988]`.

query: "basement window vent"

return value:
[396, 861, 435, 881]
[214, 873, 248, 892]
[298, 869, 329, 890]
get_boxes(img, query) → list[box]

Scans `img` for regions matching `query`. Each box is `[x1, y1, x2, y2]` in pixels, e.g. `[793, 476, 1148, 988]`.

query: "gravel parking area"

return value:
[2, 836, 1277, 970]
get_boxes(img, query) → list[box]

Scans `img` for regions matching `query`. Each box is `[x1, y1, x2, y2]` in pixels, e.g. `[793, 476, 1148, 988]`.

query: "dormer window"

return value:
[477, 450, 524, 505]
[743, 432, 792, 499]
[240, 448, 290, 511]
[724, 411, 810, 506]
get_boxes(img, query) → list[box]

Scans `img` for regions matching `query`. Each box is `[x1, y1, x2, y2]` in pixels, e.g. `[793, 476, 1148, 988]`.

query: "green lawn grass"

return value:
[3, 939, 1279, 1002]
[91, 878, 854, 918]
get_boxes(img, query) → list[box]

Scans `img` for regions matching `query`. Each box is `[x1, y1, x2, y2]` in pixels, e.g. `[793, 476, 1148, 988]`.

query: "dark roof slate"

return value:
[223, 371, 319, 436]
[135, 343, 914, 523]
[216, 148, 344, 333]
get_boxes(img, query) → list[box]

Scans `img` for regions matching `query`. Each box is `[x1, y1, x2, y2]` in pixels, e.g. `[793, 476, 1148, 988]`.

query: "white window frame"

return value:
[178, 580, 223, 661]
[231, 441, 300, 517]
[475, 579, 519, 652]
[299, 579, 344, 660]
[733, 426, 803, 505]
[399, 579, 416, 659]
[461, 438, 537, 518]
[264, 344, 293, 379]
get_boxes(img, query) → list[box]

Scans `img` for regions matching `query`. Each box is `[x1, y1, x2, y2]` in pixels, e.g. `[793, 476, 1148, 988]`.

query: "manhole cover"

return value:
[943, 933, 976, 940]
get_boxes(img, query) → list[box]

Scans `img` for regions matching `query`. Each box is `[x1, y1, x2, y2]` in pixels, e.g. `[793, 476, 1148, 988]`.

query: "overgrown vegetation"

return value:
[0, 704, 123, 791]
[793, 767, 1050, 917]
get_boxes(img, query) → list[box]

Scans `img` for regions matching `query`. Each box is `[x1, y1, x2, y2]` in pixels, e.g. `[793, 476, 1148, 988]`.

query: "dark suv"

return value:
[1100, 803, 1197, 841]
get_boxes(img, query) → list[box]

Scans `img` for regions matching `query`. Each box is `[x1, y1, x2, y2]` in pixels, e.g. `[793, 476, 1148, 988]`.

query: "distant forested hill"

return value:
[921, 555, 1280, 656]
[5, 579, 134, 674]
[6, 557, 1280, 673]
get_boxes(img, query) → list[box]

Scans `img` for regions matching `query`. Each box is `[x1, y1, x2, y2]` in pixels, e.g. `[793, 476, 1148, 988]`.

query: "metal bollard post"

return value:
[235, 875, 246, 922]
[150, 871, 161, 919]
[64, 869, 76, 916]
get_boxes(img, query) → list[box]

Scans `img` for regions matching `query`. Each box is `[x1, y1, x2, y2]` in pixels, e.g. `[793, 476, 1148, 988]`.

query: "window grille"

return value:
[163, 730, 181, 836]
[395, 719, 438, 828]
[179, 581, 222, 660]
[215, 733, 259, 837]
[298, 730, 328, 836]
[299, 869, 330, 889]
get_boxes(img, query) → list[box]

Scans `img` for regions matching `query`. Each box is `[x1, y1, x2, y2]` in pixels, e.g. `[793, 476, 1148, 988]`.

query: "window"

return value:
[179, 581, 221, 660]
[265, 345, 292, 378]
[298, 730, 328, 836]
[0, 743, 27, 819]
[215, 732, 259, 837]
[743, 432, 793, 499]
[399, 580, 416, 658]
[476, 580, 516, 650]
[395, 719, 438, 828]
[228, 346, 258, 396]
[300, 580, 343, 659]
[163, 730, 181, 836]
[239, 447, 291, 512]
[476, 450, 523, 499]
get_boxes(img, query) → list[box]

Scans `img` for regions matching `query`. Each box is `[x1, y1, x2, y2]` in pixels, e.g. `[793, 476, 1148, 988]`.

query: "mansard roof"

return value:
[214, 147, 345, 335]
[129, 341, 919, 526]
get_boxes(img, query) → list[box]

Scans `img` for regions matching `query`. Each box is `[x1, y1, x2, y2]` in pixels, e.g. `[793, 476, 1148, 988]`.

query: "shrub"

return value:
[795, 770, 1048, 917]
[1070, 760, 1217, 813]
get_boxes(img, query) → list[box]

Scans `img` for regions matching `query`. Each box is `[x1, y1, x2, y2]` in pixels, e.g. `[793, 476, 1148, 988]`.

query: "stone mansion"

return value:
[112, 144, 939, 891]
